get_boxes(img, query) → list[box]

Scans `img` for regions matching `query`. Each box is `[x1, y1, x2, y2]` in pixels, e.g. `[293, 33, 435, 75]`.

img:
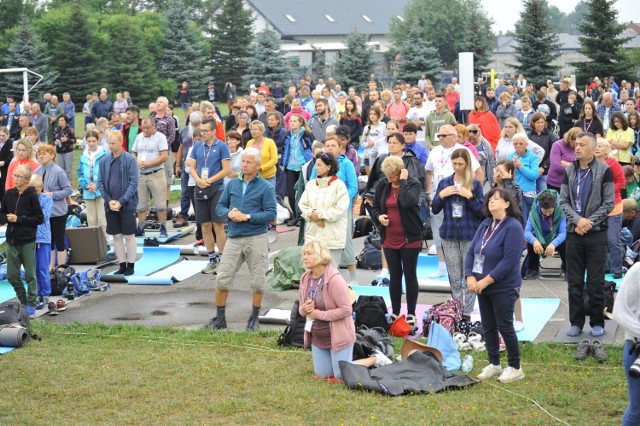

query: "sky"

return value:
[484, 0, 640, 33]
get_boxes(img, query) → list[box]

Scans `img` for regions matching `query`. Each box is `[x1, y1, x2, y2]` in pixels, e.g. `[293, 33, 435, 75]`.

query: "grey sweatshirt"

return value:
[613, 264, 640, 341]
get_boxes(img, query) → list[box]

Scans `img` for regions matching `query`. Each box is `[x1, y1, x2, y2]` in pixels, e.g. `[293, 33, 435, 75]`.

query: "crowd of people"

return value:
[1, 72, 639, 417]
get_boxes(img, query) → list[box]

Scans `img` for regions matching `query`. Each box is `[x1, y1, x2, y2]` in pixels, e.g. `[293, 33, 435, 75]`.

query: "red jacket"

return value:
[468, 110, 501, 151]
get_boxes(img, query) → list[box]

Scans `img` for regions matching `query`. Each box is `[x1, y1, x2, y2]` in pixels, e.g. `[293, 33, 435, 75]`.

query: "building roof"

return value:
[245, 0, 410, 37]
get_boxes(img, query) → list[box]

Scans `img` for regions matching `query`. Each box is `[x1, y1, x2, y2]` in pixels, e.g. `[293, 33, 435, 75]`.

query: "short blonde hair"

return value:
[499, 92, 512, 103]
[107, 130, 123, 143]
[381, 155, 404, 177]
[29, 173, 44, 189]
[623, 198, 638, 212]
[15, 164, 33, 181]
[303, 241, 333, 267]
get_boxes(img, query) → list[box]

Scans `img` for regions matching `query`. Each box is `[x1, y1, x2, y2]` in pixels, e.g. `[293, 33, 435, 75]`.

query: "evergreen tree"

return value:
[511, 0, 561, 88]
[571, 0, 633, 84]
[210, 0, 253, 87]
[53, 6, 105, 101]
[0, 19, 58, 99]
[333, 29, 375, 90]
[157, 0, 211, 90]
[311, 45, 327, 80]
[242, 29, 292, 90]
[394, 27, 443, 84]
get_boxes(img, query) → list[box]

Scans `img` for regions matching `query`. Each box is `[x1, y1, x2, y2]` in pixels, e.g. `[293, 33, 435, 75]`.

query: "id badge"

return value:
[472, 254, 485, 274]
[304, 318, 314, 332]
[138, 153, 147, 162]
[452, 201, 463, 218]
[201, 167, 209, 180]
[575, 199, 582, 214]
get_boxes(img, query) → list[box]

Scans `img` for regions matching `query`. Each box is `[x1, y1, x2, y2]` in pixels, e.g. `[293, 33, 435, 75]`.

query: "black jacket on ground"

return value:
[0, 186, 44, 246]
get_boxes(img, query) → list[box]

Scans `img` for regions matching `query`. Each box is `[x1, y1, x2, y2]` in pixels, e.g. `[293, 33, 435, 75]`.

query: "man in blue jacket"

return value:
[205, 147, 277, 331]
[97, 130, 139, 276]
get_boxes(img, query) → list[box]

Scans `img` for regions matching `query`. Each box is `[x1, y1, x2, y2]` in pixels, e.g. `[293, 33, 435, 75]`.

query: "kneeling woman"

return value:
[466, 188, 525, 383]
[299, 241, 356, 380]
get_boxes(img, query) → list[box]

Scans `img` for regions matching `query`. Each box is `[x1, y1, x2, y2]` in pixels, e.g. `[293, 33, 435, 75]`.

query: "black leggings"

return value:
[51, 214, 68, 252]
[383, 246, 421, 316]
[285, 169, 300, 217]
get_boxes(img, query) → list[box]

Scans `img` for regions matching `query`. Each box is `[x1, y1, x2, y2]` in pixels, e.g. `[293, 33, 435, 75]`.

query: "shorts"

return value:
[215, 234, 269, 292]
[106, 209, 138, 236]
[137, 169, 167, 212]
[195, 189, 225, 224]
[50, 214, 68, 252]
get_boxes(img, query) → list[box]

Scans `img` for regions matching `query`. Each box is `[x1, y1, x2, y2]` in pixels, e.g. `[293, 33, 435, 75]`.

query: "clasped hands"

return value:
[309, 210, 325, 228]
[533, 241, 556, 257]
[439, 185, 472, 199]
[302, 298, 317, 319]
[467, 277, 488, 294]
[228, 207, 249, 223]
[575, 217, 593, 236]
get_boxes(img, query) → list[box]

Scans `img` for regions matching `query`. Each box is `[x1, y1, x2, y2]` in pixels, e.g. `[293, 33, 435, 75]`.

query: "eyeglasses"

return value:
[468, 129, 479, 134]
[437, 134, 456, 139]
[201, 128, 214, 132]
[12, 174, 26, 179]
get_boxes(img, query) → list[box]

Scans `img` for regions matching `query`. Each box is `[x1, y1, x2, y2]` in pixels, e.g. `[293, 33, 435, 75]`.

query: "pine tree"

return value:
[311, 45, 327, 80]
[571, 0, 633, 84]
[242, 29, 292, 90]
[0, 19, 58, 99]
[157, 0, 211, 90]
[394, 27, 443, 84]
[333, 29, 375, 90]
[210, 0, 253, 87]
[511, 0, 561, 88]
[53, 6, 105, 101]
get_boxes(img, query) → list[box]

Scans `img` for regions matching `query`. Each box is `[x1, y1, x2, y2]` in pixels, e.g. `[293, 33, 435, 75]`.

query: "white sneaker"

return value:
[497, 366, 525, 383]
[349, 280, 360, 287]
[375, 268, 390, 280]
[514, 320, 525, 332]
[477, 364, 502, 381]
[372, 349, 393, 367]
[428, 268, 447, 278]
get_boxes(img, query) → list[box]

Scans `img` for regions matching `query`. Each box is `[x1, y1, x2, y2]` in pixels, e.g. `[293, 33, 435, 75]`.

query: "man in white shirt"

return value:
[425, 124, 484, 277]
[424, 87, 437, 115]
[407, 92, 430, 147]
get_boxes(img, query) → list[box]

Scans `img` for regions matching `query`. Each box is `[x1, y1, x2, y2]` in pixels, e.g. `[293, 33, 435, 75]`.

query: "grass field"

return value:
[0, 321, 630, 425]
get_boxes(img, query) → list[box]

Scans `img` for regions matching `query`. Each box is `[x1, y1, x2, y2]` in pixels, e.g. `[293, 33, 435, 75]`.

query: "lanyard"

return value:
[202, 142, 215, 166]
[543, 214, 553, 231]
[576, 168, 591, 197]
[480, 219, 502, 254]
[307, 276, 323, 301]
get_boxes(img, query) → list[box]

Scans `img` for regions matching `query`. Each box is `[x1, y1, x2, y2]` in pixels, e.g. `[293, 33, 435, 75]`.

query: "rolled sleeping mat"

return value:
[0, 327, 30, 347]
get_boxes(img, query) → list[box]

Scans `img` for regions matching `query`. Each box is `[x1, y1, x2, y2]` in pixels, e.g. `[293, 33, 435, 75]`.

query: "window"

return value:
[285, 14, 296, 22]
[362, 15, 372, 23]
[324, 14, 335, 23]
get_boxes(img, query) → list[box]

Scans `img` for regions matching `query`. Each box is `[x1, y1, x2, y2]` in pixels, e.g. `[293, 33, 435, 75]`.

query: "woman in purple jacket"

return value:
[299, 241, 356, 380]
[546, 127, 581, 191]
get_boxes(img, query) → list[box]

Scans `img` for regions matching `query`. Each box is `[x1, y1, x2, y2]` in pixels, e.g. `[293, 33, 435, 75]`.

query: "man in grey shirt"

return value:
[308, 98, 338, 142]
[132, 117, 169, 236]
[30, 103, 48, 143]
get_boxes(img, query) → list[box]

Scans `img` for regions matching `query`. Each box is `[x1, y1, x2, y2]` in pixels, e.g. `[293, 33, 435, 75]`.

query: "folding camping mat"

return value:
[103, 246, 181, 283]
[555, 319, 619, 344]
[0, 347, 15, 355]
[109, 246, 145, 255]
[416, 254, 451, 292]
[127, 259, 209, 285]
[135, 225, 196, 245]
[350, 285, 391, 308]
[0, 280, 23, 304]
[258, 308, 292, 325]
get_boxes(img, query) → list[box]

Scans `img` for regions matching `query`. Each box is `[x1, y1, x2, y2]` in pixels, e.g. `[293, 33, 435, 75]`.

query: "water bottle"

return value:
[385, 313, 392, 324]
[462, 355, 474, 373]
[352, 312, 356, 321]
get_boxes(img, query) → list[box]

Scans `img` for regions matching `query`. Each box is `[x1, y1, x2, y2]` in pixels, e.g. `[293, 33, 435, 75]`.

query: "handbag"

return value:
[194, 181, 222, 200]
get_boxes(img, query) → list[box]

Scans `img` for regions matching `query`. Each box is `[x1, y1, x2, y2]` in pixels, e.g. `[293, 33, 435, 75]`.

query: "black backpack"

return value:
[353, 296, 389, 331]
[0, 301, 29, 329]
[353, 217, 374, 239]
[277, 300, 306, 348]
[356, 233, 382, 270]
[50, 265, 76, 297]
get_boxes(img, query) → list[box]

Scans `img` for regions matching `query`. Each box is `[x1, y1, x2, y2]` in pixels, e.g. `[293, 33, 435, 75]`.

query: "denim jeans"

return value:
[478, 289, 520, 369]
[521, 196, 534, 224]
[607, 213, 623, 275]
[179, 171, 191, 217]
[536, 174, 548, 192]
[311, 344, 353, 380]
[623, 339, 640, 426]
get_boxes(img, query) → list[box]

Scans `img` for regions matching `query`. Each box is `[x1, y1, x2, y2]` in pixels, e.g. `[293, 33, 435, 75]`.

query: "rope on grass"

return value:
[486, 382, 572, 426]
[522, 362, 620, 371]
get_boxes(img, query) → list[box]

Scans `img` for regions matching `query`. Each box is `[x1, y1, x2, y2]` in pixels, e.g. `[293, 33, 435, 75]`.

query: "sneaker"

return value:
[159, 225, 168, 237]
[591, 325, 604, 337]
[204, 316, 227, 330]
[477, 364, 503, 381]
[574, 339, 591, 360]
[514, 320, 525, 332]
[56, 300, 67, 311]
[497, 366, 525, 383]
[375, 269, 390, 280]
[406, 314, 418, 335]
[523, 269, 540, 280]
[428, 268, 447, 279]
[48, 301, 59, 316]
[143, 237, 160, 247]
[27, 305, 36, 318]
[349, 280, 360, 287]
[613, 272, 623, 279]
[202, 260, 218, 274]
[35, 296, 49, 310]
[372, 349, 393, 367]
[590, 339, 608, 362]
[246, 315, 260, 332]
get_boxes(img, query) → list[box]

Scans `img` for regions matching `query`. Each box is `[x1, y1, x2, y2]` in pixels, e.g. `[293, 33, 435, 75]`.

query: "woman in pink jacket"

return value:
[299, 241, 356, 380]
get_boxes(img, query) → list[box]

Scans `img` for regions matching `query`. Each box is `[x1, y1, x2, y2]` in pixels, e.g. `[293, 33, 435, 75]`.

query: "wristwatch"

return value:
[246, 214, 251, 221]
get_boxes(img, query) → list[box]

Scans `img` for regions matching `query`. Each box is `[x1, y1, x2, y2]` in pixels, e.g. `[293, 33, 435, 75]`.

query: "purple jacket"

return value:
[547, 139, 576, 188]
[298, 264, 356, 352]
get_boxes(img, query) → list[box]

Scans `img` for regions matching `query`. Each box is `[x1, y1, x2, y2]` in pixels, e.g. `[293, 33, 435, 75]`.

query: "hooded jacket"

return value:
[0, 186, 44, 245]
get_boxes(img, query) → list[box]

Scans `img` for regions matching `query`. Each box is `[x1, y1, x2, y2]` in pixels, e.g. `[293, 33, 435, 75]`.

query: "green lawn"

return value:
[0, 321, 629, 425]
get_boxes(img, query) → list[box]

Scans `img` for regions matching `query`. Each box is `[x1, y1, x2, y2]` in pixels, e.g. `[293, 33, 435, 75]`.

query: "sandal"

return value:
[467, 332, 486, 351]
[454, 332, 471, 350]
[56, 299, 67, 311]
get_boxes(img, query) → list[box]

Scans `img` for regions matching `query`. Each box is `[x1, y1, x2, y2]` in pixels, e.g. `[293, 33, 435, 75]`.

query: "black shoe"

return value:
[124, 263, 135, 276]
[115, 262, 127, 275]
[285, 218, 297, 227]
[204, 316, 227, 330]
[246, 316, 260, 332]
[523, 269, 540, 280]
[101, 253, 117, 264]
[143, 237, 160, 247]
[613, 272, 623, 279]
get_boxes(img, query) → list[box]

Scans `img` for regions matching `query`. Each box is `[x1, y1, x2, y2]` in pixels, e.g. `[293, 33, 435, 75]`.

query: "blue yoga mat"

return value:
[107, 246, 181, 279]
[516, 298, 560, 342]
[0, 280, 26, 304]
[0, 347, 15, 355]
[350, 285, 391, 308]
[135, 232, 182, 245]
[127, 259, 208, 285]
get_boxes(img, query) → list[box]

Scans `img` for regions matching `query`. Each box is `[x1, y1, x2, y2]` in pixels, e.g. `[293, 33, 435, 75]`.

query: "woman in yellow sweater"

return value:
[607, 111, 634, 166]
[246, 120, 278, 187]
